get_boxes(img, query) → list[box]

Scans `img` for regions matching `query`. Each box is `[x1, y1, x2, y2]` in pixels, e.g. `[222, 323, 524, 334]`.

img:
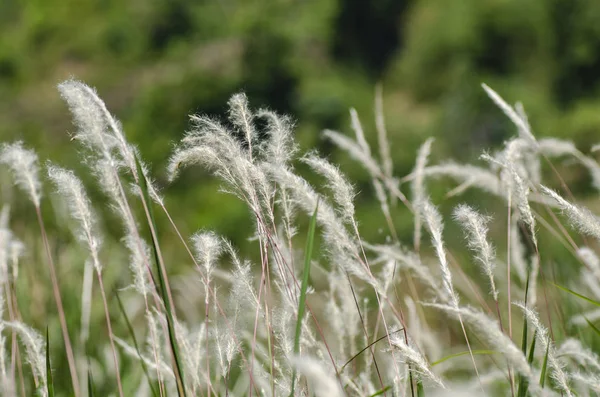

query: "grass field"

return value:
[0, 80, 599, 396]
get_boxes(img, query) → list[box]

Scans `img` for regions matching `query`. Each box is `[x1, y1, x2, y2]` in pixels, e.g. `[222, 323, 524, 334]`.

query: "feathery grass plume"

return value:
[323, 129, 410, 206]
[301, 153, 355, 223]
[228, 93, 256, 158]
[0, 142, 42, 208]
[570, 372, 600, 393]
[453, 205, 498, 300]
[257, 109, 297, 168]
[421, 199, 459, 308]
[537, 138, 600, 191]
[390, 335, 445, 389]
[374, 84, 393, 180]
[558, 339, 600, 372]
[192, 231, 223, 286]
[412, 138, 434, 251]
[265, 165, 379, 290]
[481, 84, 536, 146]
[515, 302, 573, 396]
[291, 355, 342, 397]
[168, 114, 273, 229]
[363, 242, 445, 301]
[113, 336, 174, 380]
[401, 162, 503, 197]
[426, 304, 538, 389]
[3, 321, 47, 396]
[541, 186, 600, 240]
[47, 165, 102, 272]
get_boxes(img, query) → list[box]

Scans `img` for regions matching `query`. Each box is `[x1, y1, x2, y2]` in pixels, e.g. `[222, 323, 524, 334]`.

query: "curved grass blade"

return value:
[88, 368, 96, 397]
[539, 342, 549, 388]
[46, 327, 54, 397]
[340, 328, 404, 372]
[370, 385, 391, 397]
[135, 155, 187, 397]
[554, 283, 600, 307]
[416, 378, 424, 397]
[431, 350, 497, 367]
[115, 290, 159, 397]
[289, 200, 319, 397]
[585, 317, 600, 338]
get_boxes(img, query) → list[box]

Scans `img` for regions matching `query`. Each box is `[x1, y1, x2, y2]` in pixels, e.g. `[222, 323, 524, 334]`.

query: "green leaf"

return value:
[540, 342, 549, 388]
[115, 290, 159, 397]
[369, 386, 391, 397]
[554, 283, 600, 307]
[290, 200, 319, 397]
[46, 327, 54, 397]
[416, 378, 425, 397]
[586, 317, 600, 338]
[135, 155, 187, 397]
[88, 368, 96, 397]
[431, 350, 497, 366]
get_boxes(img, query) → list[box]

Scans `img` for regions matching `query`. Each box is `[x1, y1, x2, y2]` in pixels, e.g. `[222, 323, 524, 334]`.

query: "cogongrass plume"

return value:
[0, 142, 42, 208]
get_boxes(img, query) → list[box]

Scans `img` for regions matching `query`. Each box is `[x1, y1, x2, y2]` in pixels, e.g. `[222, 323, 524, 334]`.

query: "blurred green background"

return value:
[2, 0, 600, 394]
[2, 0, 600, 247]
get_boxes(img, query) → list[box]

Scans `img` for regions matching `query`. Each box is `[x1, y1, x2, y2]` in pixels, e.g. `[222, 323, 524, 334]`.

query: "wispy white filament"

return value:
[0, 142, 42, 207]
[422, 199, 459, 307]
[47, 165, 103, 272]
[541, 186, 600, 240]
[302, 153, 355, 222]
[515, 302, 573, 396]
[453, 205, 498, 300]
[291, 355, 342, 397]
[389, 336, 445, 388]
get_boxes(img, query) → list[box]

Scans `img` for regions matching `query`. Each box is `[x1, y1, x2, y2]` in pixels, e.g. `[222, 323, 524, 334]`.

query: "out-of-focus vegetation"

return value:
[3, 0, 600, 247]
[2, 1, 600, 396]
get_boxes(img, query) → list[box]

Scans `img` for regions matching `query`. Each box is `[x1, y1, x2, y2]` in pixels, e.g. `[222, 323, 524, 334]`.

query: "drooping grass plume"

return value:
[515, 302, 573, 396]
[541, 186, 600, 240]
[453, 205, 498, 300]
[0, 142, 42, 208]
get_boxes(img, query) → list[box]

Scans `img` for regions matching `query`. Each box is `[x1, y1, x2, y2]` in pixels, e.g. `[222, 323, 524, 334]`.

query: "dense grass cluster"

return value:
[1, 80, 600, 396]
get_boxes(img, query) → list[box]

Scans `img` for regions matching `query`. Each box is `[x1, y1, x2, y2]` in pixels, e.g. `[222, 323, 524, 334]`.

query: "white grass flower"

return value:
[481, 84, 536, 146]
[227, 93, 256, 158]
[0, 142, 42, 207]
[291, 355, 343, 397]
[389, 335, 445, 388]
[541, 186, 600, 240]
[374, 84, 393, 180]
[515, 302, 573, 396]
[453, 205, 498, 300]
[412, 138, 434, 251]
[257, 109, 297, 167]
[558, 339, 600, 372]
[422, 199, 459, 307]
[47, 165, 103, 272]
[3, 321, 46, 396]
[426, 304, 538, 389]
[301, 153, 355, 222]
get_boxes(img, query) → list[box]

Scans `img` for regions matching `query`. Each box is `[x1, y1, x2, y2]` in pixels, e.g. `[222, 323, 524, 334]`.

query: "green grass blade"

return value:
[289, 200, 319, 397]
[88, 368, 96, 397]
[135, 155, 187, 397]
[517, 273, 531, 397]
[553, 283, 600, 307]
[585, 317, 600, 338]
[539, 342, 549, 388]
[115, 290, 159, 397]
[518, 329, 537, 397]
[416, 378, 425, 397]
[46, 327, 54, 397]
[431, 350, 497, 366]
[369, 385, 391, 397]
